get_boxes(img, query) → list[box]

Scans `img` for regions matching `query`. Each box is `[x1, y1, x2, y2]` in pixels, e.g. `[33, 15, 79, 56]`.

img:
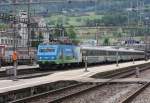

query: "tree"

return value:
[101, 14, 127, 26]
[31, 30, 36, 39]
[67, 25, 77, 39]
[0, 23, 8, 30]
[103, 37, 110, 46]
[38, 31, 44, 42]
[31, 30, 36, 47]
[31, 31, 44, 48]
[53, 24, 67, 38]
[67, 25, 80, 45]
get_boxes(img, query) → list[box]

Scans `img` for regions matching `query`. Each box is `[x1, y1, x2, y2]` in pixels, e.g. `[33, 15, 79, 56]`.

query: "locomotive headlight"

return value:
[51, 56, 55, 60]
[45, 57, 48, 59]
[40, 57, 42, 60]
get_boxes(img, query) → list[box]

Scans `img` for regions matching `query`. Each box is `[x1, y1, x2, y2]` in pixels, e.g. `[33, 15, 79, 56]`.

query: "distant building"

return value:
[30, 16, 49, 43]
[18, 10, 28, 47]
[0, 10, 49, 47]
[81, 39, 97, 46]
[0, 29, 21, 47]
[18, 10, 49, 47]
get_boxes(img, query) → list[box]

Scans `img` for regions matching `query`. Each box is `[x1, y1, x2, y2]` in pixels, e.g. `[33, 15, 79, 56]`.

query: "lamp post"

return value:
[116, 50, 119, 67]
[82, 50, 88, 72]
[144, 17, 149, 61]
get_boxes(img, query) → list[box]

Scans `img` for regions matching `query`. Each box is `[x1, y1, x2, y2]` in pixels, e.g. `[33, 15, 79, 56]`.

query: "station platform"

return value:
[0, 60, 150, 94]
[0, 65, 39, 72]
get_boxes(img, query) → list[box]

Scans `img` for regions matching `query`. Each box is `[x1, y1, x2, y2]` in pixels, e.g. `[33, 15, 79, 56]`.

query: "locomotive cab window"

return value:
[39, 48, 55, 52]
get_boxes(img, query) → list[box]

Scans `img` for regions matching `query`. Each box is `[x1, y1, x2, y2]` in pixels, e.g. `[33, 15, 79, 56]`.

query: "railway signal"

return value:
[135, 67, 140, 78]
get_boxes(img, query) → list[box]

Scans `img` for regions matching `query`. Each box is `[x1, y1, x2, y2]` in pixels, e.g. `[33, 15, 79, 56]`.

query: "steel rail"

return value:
[119, 82, 150, 103]
[47, 66, 150, 103]
[9, 82, 87, 103]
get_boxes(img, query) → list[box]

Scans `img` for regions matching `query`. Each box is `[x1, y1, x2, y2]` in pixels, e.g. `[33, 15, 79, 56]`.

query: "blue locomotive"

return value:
[37, 43, 81, 68]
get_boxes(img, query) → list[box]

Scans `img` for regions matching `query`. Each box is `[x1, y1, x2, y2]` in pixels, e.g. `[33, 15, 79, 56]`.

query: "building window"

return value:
[19, 40, 21, 45]
[8, 39, 10, 45]
[5, 39, 7, 44]
[11, 40, 13, 44]
[1, 39, 4, 44]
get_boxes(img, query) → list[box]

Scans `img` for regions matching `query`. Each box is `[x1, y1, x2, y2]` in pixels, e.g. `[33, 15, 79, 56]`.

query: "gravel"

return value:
[61, 83, 142, 103]
[139, 69, 150, 79]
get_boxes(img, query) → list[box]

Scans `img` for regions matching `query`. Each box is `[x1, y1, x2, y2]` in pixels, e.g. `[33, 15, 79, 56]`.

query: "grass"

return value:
[44, 12, 144, 44]
[45, 12, 103, 26]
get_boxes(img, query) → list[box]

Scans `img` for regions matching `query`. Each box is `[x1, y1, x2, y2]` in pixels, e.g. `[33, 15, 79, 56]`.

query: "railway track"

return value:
[10, 65, 150, 103]
[119, 82, 150, 103]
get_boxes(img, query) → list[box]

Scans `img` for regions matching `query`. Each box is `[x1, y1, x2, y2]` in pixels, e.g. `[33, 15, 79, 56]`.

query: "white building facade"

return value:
[0, 29, 21, 47]
[18, 10, 28, 47]
[18, 11, 49, 47]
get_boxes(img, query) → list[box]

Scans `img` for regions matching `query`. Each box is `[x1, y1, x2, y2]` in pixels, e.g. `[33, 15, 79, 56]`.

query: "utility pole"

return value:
[94, 0, 97, 14]
[95, 0, 98, 45]
[95, 23, 98, 45]
[27, 0, 31, 51]
[12, 0, 18, 81]
[27, 0, 32, 64]
[145, 17, 149, 61]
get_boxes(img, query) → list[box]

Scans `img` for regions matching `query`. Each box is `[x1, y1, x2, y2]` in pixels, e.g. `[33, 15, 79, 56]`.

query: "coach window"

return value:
[120, 52, 124, 56]
[95, 50, 97, 56]
[99, 50, 102, 55]
[97, 50, 99, 55]
[100, 50, 104, 56]
[93, 50, 95, 55]
[128, 52, 131, 56]
[108, 51, 113, 56]
[108, 51, 112, 55]
[88, 50, 91, 56]
[95, 50, 98, 55]
[90, 50, 93, 56]
[92, 50, 95, 56]
[98, 50, 100, 55]
[86, 50, 89, 55]
[99, 50, 103, 56]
